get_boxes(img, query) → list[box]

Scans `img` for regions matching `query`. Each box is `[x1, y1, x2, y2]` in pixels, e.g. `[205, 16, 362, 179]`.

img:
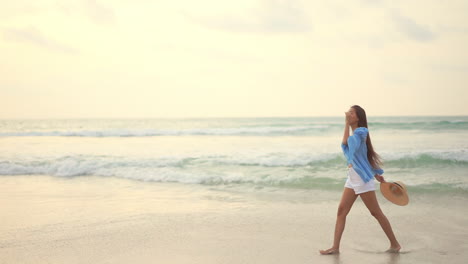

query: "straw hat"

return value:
[380, 181, 409, 206]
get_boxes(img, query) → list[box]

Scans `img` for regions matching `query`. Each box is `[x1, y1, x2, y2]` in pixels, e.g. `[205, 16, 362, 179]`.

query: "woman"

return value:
[319, 105, 401, 255]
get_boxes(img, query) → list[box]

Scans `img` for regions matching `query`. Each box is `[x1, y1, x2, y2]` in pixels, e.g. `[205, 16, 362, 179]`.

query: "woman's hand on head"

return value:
[374, 174, 385, 183]
[344, 112, 351, 124]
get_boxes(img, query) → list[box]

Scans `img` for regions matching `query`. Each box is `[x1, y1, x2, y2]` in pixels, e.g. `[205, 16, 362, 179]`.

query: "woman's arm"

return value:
[341, 113, 352, 167]
[373, 167, 385, 182]
[342, 112, 350, 145]
[374, 175, 386, 183]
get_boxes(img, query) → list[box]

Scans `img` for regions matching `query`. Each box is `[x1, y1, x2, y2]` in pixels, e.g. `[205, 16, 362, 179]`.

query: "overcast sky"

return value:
[1, 0, 467, 118]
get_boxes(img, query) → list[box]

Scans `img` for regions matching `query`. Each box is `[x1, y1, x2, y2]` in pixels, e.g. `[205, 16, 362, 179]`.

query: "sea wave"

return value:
[0, 125, 330, 137]
[370, 120, 468, 130]
[1, 151, 466, 177]
[1, 118, 467, 137]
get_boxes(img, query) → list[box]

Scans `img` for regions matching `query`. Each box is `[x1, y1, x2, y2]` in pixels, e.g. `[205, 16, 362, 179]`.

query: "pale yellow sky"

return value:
[1, 0, 468, 118]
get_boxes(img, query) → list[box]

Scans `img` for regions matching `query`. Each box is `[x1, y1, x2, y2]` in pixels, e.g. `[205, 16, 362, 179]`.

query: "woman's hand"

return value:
[374, 174, 386, 183]
[344, 111, 351, 125]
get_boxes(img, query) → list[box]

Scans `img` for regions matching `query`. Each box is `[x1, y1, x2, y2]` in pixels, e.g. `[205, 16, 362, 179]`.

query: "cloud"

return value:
[437, 24, 468, 35]
[382, 71, 411, 85]
[360, 0, 385, 6]
[183, 0, 311, 33]
[0, 2, 44, 19]
[3, 26, 78, 54]
[84, 0, 115, 25]
[391, 10, 436, 42]
[341, 34, 386, 49]
[55, 0, 115, 25]
[429, 63, 468, 73]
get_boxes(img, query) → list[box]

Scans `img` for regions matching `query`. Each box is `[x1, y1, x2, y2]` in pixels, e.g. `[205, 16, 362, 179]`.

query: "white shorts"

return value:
[344, 167, 375, 194]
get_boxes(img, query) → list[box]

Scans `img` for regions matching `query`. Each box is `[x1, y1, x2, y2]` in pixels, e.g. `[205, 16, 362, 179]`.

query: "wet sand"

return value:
[1, 175, 467, 264]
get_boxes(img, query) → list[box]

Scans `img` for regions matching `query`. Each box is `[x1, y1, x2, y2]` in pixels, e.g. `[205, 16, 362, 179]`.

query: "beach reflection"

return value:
[319, 251, 401, 264]
[386, 252, 401, 264]
[332, 254, 341, 264]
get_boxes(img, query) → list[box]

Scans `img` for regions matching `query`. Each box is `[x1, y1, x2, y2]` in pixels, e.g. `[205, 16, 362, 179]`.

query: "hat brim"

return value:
[380, 181, 409, 206]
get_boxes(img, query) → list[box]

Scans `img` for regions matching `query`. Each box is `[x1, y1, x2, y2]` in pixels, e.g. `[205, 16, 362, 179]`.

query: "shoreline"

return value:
[1, 175, 467, 264]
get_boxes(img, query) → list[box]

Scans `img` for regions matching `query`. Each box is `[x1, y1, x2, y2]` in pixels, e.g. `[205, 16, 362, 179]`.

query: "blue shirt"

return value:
[341, 127, 384, 183]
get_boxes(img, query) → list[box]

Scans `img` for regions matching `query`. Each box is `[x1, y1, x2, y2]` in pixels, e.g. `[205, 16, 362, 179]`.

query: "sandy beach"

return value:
[2, 0, 468, 261]
[1, 175, 467, 264]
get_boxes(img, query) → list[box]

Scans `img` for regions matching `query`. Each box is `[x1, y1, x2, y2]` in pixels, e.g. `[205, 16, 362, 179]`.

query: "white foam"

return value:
[0, 149, 466, 190]
[0, 125, 332, 137]
[381, 150, 468, 162]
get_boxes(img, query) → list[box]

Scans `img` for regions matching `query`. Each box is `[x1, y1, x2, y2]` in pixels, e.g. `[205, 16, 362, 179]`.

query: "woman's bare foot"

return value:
[319, 247, 340, 255]
[385, 245, 401, 253]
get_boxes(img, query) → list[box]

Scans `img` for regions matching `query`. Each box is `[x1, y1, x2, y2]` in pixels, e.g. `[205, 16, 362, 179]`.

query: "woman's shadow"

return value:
[323, 251, 403, 264]
[352, 249, 406, 264]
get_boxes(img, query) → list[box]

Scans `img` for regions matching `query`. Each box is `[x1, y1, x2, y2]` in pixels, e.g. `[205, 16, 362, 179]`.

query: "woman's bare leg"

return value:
[359, 191, 401, 252]
[320, 187, 358, 254]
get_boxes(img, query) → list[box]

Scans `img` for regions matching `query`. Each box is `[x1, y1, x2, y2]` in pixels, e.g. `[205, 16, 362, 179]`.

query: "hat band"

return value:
[393, 182, 403, 189]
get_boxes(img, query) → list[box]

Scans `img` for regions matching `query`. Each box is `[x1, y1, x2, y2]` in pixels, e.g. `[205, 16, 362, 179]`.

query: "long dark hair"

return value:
[351, 105, 383, 169]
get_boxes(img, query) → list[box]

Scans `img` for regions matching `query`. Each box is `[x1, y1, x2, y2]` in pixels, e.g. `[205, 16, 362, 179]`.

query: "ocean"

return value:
[1, 116, 467, 195]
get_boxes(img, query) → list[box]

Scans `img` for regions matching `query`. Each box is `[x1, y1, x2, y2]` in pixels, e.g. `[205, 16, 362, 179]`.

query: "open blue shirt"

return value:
[341, 127, 384, 183]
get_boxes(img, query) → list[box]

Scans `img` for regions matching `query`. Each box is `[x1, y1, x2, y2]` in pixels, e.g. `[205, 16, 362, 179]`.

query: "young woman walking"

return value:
[319, 105, 401, 255]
